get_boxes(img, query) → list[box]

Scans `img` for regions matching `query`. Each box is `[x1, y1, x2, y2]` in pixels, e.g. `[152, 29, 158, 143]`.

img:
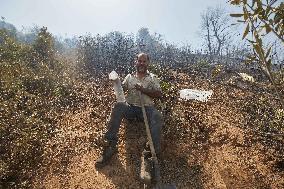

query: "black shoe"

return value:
[140, 150, 153, 184]
[95, 144, 118, 168]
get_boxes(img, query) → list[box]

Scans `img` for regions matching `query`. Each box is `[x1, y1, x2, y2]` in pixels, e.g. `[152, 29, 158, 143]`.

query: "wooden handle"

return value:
[139, 91, 161, 183]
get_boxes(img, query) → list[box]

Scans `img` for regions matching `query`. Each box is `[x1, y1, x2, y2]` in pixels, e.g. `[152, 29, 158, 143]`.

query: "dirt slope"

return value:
[33, 75, 284, 189]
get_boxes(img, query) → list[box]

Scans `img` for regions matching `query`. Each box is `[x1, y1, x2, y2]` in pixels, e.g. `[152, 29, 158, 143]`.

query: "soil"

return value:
[33, 74, 284, 189]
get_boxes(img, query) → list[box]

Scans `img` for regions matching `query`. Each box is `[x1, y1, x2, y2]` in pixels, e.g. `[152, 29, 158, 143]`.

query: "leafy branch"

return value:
[230, 0, 284, 109]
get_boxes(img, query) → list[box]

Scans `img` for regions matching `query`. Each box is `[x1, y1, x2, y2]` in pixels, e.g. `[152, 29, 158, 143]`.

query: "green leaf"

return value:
[242, 23, 250, 39]
[256, 0, 262, 9]
[274, 12, 282, 24]
[243, 7, 249, 21]
[252, 0, 256, 7]
[230, 13, 244, 17]
[266, 59, 272, 67]
[265, 6, 272, 17]
[265, 46, 272, 59]
[254, 33, 263, 47]
[275, 23, 280, 32]
[230, 0, 241, 5]
[253, 44, 262, 58]
[246, 39, 255, 44]
[265, 24, 272, 34]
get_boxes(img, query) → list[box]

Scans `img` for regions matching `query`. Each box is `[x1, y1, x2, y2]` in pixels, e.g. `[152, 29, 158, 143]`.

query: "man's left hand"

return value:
[134, 84, 162, 99]
[134, 84, 143, 91]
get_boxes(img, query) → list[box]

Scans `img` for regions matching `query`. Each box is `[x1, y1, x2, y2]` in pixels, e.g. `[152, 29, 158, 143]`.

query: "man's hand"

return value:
[134, 84, 162, 99]
[134, 84, 143, 91]
[110, 78, 119, 82]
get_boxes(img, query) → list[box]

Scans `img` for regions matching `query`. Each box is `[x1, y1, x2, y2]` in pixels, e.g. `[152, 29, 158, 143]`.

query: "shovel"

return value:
[139, 91, 177, 189]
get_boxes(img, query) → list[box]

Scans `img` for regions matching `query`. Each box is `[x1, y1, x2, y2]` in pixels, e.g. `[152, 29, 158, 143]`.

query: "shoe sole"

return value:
[140, 155, 152, 185]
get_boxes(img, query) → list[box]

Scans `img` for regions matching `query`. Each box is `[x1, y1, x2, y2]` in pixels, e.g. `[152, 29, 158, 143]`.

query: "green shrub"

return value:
[0, 27, 78, 188]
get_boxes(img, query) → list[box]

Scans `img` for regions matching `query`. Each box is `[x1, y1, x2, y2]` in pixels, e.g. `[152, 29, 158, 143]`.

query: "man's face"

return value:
[136, 55, 149, 74]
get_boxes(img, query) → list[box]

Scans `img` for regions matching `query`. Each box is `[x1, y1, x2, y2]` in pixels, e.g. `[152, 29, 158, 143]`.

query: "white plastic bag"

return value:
[238, 73, 255, 82]
[109, 71, 126, 102]
[179, 89, 213, 102]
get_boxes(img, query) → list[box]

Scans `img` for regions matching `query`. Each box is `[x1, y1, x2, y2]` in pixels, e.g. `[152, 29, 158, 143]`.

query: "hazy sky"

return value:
[0, 0, 240, 48]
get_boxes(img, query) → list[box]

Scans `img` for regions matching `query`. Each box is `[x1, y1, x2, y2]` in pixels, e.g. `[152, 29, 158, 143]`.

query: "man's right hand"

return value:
[110, 78, 119, 82]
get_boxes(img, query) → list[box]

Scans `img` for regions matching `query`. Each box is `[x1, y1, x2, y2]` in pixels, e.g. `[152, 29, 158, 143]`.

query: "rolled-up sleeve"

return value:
[151, 76, 162, 92]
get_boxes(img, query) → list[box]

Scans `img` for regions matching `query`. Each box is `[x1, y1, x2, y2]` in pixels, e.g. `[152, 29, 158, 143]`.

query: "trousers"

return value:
[105, 102, 163, 154]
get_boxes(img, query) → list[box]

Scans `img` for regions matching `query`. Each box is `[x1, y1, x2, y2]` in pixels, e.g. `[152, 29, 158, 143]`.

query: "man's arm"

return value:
[135, 84, 162, 99]
[122, 84, 127, 93]
[111, 79, 128, 94]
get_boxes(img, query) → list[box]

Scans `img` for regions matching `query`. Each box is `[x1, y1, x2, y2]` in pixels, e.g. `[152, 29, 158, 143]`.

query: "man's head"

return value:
[135, 53, 150, 74]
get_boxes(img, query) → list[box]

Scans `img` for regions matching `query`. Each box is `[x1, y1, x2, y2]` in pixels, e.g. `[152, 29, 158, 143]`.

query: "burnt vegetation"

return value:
[0, 1, 284, 188]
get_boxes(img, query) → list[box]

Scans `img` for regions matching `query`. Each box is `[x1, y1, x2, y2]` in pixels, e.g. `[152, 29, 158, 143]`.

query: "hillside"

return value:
[1, 13, 283, 188]
[31, 73, 284, 189]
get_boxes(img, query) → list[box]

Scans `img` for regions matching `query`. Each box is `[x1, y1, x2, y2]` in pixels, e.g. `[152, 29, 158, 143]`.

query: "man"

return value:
[95, 53, 163, 184]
